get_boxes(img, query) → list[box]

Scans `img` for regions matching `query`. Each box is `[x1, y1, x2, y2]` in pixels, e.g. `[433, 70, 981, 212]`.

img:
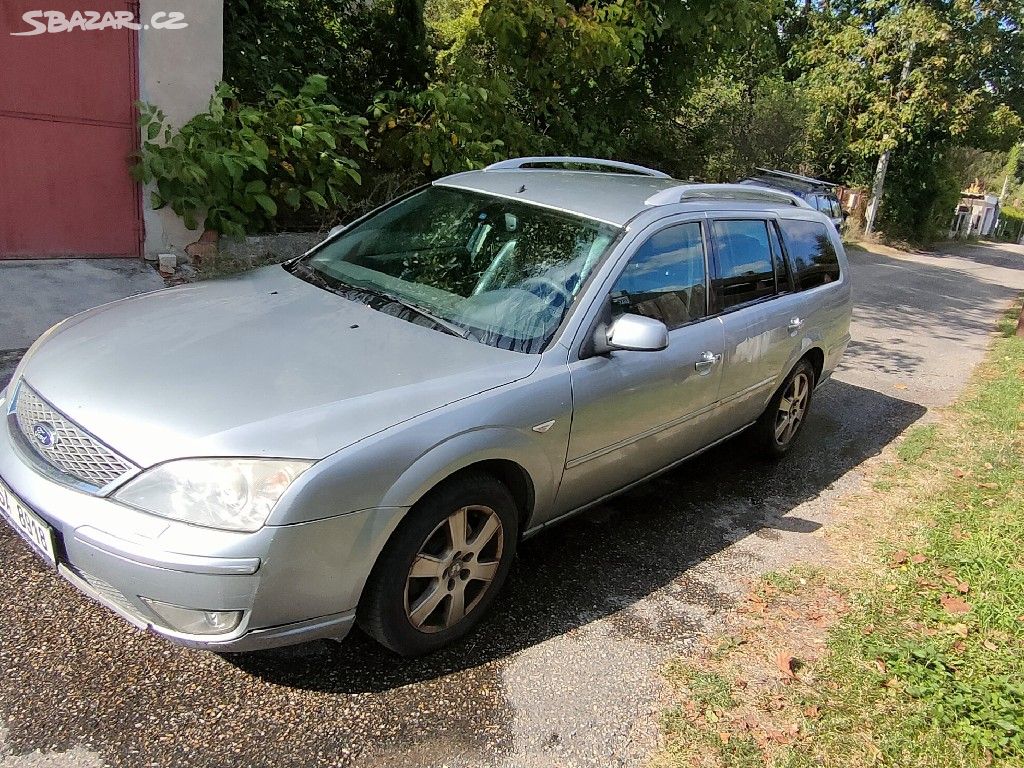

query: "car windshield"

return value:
[293, 186, 619, 353]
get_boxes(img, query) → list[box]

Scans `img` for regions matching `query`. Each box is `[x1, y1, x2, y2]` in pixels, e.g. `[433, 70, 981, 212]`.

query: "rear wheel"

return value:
[357, 472, 518, 656]
[752, 359, 815, 459]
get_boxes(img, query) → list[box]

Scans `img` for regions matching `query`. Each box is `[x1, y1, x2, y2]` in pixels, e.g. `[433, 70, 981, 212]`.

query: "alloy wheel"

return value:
[775, 371, 810, 446]
[403, 505, 504, 633]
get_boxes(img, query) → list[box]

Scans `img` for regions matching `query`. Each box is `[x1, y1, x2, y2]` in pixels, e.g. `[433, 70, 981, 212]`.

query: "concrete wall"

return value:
[138, 0, 223, 259]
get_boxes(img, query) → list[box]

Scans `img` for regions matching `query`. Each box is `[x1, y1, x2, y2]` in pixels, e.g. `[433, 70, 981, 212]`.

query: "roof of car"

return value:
[436, 161, 814, 227]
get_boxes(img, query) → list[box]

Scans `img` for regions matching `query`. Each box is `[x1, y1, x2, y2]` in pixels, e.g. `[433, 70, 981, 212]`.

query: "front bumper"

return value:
[0, 390, 405, 652]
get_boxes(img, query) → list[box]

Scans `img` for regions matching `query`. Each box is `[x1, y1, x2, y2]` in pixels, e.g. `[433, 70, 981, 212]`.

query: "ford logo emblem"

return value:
[32, 422, 57, 448]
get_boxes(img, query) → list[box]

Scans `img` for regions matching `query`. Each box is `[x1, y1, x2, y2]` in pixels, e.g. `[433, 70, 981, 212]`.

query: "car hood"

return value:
[18, 266, 539, 466]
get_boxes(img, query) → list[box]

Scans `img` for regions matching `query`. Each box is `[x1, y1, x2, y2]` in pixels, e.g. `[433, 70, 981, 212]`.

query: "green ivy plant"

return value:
[134, 75, 368, 237]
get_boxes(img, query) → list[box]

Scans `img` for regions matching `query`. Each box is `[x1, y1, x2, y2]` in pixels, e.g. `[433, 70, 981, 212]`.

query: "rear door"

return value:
[556, 219, 726, 514]
[776, 217, 847, 379]
[706, 217, 791, 428]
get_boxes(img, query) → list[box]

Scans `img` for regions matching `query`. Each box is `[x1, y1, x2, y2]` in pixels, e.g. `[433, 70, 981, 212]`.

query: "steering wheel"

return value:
[519, 277, 573, 308]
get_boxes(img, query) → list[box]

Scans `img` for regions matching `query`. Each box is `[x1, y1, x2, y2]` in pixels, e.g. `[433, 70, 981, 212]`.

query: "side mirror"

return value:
[598, 313, 669, 353]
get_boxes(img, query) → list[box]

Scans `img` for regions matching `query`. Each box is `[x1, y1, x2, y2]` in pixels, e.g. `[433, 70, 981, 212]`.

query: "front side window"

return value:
[778, 219, 841, 291]
[609, 222, 707, 330]
[293, 186, 619, 353]
[710, 219, 776, 309]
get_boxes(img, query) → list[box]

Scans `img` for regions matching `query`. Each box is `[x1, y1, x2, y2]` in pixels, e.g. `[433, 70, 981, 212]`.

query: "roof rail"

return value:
[645, 184, 811, 208]
[754, 167, 839, 188]
[484, 156, 670, 178]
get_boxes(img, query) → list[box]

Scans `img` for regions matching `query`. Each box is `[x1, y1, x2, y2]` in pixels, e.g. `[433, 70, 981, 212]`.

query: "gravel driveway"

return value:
[1, 242, 1022, 768]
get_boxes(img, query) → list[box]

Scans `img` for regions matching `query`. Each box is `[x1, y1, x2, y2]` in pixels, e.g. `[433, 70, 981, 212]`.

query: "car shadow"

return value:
[225, 378, 926, 693]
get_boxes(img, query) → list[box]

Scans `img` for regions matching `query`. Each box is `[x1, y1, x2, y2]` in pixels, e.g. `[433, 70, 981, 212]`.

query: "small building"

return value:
[950, 191, 1000, 239]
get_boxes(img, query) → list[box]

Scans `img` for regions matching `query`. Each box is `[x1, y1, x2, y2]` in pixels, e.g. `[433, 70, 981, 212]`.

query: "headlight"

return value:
[113, 458, 314, 532]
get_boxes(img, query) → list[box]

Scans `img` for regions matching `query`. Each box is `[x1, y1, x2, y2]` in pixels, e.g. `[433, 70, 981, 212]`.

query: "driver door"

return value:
[555, 219, 727, 514]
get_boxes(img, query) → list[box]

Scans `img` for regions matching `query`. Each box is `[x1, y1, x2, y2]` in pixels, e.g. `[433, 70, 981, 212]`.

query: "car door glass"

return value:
[767, 221, 790, 293]
[778, 219, 841, 290]
[710, 220, 776, 309]
[609, 222, 707, 330]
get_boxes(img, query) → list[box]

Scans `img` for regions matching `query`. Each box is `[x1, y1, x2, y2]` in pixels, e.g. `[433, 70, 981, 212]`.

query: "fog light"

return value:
[140, 598, 243, 635]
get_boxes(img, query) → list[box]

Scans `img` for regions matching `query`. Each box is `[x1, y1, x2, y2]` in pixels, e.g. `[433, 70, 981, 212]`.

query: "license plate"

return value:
[0, 477, 57, 567]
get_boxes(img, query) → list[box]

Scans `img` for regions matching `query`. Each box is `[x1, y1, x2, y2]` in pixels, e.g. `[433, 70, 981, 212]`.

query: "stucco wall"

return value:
[138, 0, 223, 259]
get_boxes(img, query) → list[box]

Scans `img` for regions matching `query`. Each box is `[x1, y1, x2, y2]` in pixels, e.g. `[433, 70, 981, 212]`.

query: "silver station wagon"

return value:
[0, 157, 851, 656]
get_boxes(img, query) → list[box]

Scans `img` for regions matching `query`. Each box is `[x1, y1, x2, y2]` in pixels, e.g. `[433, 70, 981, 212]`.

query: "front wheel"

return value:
[357, 472, 518, 656]
[751, 359, 815, 459]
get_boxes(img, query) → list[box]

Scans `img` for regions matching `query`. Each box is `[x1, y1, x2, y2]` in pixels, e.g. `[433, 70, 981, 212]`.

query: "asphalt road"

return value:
[1, 242, 1023, 768]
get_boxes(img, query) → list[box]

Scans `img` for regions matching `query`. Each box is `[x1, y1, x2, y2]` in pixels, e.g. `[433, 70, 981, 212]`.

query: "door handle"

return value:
[788, 316, 804, 333]
[694, 350, 721, 374]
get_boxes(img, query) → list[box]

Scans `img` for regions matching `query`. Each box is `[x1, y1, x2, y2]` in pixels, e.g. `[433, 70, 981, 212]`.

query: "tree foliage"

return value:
[144, 0, 1024, 241]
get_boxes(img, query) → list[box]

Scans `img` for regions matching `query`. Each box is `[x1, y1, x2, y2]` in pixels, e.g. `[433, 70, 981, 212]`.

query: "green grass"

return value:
[895, 424, 938, 462]
[785, 328, 1024, 765]
[656, 303, 1024, 768]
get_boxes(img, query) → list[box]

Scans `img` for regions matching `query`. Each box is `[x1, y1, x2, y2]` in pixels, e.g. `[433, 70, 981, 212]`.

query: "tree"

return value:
[469, 0, 782, 156]
[794, 0, 1023, 239]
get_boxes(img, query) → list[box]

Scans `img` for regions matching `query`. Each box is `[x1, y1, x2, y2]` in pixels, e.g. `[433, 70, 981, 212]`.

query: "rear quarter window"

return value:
[778, 219, 841, 291]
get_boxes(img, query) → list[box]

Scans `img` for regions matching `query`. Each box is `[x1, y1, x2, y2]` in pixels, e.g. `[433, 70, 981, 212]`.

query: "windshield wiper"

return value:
[288, 262, 473, 340]
[329, 275, 473, 340]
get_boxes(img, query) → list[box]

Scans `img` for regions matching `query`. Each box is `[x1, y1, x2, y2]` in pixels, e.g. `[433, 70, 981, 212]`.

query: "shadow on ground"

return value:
[228, 379, 925, 693]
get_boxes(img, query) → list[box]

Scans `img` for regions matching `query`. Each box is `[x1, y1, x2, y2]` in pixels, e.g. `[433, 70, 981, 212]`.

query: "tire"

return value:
[752, 358, 816, 459]
[356, 471, 519, 656]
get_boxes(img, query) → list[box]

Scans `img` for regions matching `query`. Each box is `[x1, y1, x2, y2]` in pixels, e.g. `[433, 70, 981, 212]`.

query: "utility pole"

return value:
[865, 43, 916, 237]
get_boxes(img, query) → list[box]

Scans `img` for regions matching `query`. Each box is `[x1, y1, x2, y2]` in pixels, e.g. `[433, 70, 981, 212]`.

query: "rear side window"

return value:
[778, 219, 841, 290]
[710, 220, 776, 309]
[610, 222, 707, 330]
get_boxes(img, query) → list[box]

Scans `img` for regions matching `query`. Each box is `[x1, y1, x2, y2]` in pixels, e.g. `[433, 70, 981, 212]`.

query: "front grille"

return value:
[13, 383, 136, 488]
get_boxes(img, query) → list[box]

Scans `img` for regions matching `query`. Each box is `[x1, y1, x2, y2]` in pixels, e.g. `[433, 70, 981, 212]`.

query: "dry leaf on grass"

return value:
[910, 553, 927, 564]
[978, 482, 999, 489]
[940, 595, 972, 614]
[776, 652, 797, 679]
[983, 640, 998, 651]
[950, 623, 969, 637]
[891, 550, 910, 565]
[803, 705, 820, 719]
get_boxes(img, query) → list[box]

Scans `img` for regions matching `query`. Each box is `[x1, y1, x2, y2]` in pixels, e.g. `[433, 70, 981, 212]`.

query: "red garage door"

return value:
[0, 2, 142, 258]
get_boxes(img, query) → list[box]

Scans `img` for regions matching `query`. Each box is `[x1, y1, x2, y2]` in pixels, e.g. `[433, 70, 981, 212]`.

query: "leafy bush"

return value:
[135, 75, 367, 237]
[370, 81, 511, 175]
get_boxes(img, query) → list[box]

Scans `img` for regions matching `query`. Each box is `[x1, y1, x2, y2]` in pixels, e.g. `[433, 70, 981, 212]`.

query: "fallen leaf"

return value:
[952, 641, 967, 654]
[952, 468, 966, 478]
[951, 525, 970, 541]
[874, 658, 887, 675]
[776, 652, 797, 679]
[804, 705, 820, 719]
[984, 462, 994, 470]
[950, 623, 969, 637]
[884, 583, 899, 592]
[978, 482, 999, 489]
[910, 554, 927, 565]
[983, 498, 997, 507]
[983, 640, 998, 651]
[891, 550, 910, 565]
[940, 595, 972, 614]
[957, 581, 970, 594]
[862, 624, 876, 636]
[894, 383, 908, 391]
[883, 677, 901, 689]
